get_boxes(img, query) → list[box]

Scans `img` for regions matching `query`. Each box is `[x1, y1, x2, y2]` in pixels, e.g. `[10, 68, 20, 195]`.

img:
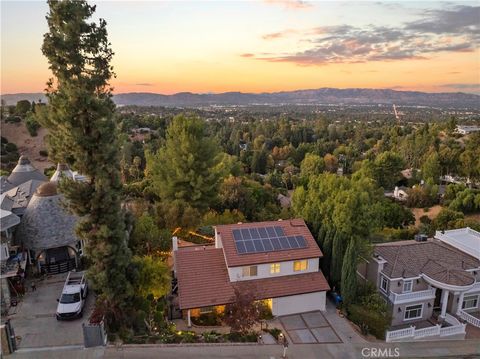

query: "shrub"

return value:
[225, 331, 258, 342]
[191, 312, 222, 326]
[5, 116, 21, 123]
[264, 327, 282, 340]
[26, 116, 40, 136]
[348, 304, 390, 339]
[39, 150, 48, 157]
[1, 137, 8, 145]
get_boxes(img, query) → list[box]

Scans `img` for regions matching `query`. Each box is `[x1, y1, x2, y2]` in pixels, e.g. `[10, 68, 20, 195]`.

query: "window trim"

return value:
[242, 265, 258, 277]
[380, 275, 389, 294]
[404, 304, 423, 321]
[293, 260, 308, 272]
[402, 280, 413, 293]
[462, 294, 479, 310]
[270, 263, 281, 274]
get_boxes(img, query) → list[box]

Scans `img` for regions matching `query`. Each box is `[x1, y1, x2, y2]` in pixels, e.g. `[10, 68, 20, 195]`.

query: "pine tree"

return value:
[146, 114, 221, 211]
[341, 237, 358, 308]
[40, 0, 132, 314]
[321, 226, 335, 277]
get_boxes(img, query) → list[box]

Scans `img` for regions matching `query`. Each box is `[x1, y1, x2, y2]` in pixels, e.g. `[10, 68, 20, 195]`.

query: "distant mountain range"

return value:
[2, 88, 479, 109]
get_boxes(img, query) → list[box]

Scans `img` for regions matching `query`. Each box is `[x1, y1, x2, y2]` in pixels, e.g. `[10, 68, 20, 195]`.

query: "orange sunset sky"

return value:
[1, 1, 479, 95]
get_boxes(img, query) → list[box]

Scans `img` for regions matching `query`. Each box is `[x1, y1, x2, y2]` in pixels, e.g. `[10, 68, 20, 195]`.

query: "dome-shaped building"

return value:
[16, 182, 82, 274]
[7, 156, 47, 187]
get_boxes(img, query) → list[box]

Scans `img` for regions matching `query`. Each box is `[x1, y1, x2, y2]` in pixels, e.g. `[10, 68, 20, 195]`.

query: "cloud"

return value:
[263, 0, 312, 10]
[135, 83, 154, 86]
[248, 5, 480, 65]
[240, 53, 254, 58]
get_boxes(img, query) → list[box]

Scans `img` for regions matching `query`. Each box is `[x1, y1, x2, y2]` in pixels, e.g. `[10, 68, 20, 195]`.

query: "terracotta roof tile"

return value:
[176, 245, 330, 310]
[216, 219, 322, 267]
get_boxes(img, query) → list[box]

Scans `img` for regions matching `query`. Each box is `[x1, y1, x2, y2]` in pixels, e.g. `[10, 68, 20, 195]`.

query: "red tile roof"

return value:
[215, 218, 323, 267]
[175, 244, 330, 310]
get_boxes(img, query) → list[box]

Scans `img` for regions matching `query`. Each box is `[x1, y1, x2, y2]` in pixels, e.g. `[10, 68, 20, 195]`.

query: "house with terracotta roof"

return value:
[173, 219, 330, 326]
[358, 229, 480, 342]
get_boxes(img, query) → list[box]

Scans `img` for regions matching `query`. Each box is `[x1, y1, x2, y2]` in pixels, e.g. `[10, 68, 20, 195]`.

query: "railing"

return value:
[440, 324, 466, 337]
[386, 322, 466, 342]
[388, 287, 436, 304]
[385, 326, 414, 342]
[458, 309, 480, 328]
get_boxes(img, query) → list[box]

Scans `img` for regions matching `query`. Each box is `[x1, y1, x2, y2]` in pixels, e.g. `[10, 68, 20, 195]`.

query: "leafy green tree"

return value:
[330, 231, 348, 286]
[421, 151, 441, 184]
[132, 255, 171, 300]
[434, 208, 464, 230]
[131, 213, 171, 255]
[373, 151, 404, 189]
[300, 153, 325, 179]
[251, 148, 268, 174]
[40, 0, 132, 313]
[146, 114, 221, 211]
[341, 237, 358, 307]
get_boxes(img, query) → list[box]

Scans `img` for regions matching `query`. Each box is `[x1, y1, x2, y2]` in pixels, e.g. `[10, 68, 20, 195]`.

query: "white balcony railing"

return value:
[458, 309, 480, 328]
[386, 322, 466, 342]
[388, 287, 436, 304]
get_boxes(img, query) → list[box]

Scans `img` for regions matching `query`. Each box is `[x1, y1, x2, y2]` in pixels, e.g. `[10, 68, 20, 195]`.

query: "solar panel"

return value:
[249, 228, 260, 239]
[287, 236, 299, 248]
[274, 226, 285, 237]
[235, 241, 247, 254]
[295, 236, 306, 247]
[233, 229, 242, 241]
[233, 225, 308, 254]
[241, 228, 251, 240]
[253, 239, 264, 252]
[244, 240, 255, 253]
[266, 227, 276, 237]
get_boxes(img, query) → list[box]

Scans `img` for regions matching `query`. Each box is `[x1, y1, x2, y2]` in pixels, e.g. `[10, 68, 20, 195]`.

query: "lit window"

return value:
[380, 276, 389, 293]
[404, 304, 422, 320]
[242, 265, 258, 277]
[200, 306, 214, 314]
[293, 260, 308, 272]
[462, 295, 479, 310]
[403, 280, 413, 293]
[270, 263, 281, 274]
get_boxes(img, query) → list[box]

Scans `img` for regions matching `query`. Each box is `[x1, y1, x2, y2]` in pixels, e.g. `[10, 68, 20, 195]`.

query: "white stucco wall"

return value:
[228, 258, 319, 282]
[272, 291, 326, 316]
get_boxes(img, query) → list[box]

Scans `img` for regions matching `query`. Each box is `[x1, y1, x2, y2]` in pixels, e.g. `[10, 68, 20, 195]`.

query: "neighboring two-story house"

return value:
[173, 219, 330, 326]
[358, 227, 480, 341]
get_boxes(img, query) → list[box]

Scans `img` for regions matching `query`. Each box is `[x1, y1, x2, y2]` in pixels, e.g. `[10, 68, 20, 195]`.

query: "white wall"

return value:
[228, 258, 319, 282]
[272, 291, 326, 316]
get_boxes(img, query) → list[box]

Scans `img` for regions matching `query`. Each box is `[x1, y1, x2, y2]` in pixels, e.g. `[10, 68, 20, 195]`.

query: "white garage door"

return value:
[272, 291, 326, 316]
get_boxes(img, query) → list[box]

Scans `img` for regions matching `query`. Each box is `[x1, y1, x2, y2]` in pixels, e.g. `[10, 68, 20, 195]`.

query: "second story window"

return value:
[270, 263, 281, 274]
[380, 275, 389, 293]
[403, 280, 413, 293]
[293, 260, 308, 272]
[242, 265, 258, 277]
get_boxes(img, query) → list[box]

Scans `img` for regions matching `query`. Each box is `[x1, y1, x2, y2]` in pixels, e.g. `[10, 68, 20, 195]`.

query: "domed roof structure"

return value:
[7, 156, 48, 186]
[50, 163, 74, 183]
[16, 182, 78, 251]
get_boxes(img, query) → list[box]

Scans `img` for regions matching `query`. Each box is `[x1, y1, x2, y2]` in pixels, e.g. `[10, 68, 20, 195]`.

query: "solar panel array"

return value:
[233, 226, 307, 254]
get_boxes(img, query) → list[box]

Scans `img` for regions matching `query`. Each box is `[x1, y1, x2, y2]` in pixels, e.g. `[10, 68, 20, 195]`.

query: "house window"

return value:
[293, 260, 308, 272]
[270, 263, 281, 274]
[404, 304, 423, 320]
[380, 276, 389, 293]
[200, 306, 214, 314]
[462, 295, 479, 310]
[242, 265, 258, 277]
[403, 280, 413, 293]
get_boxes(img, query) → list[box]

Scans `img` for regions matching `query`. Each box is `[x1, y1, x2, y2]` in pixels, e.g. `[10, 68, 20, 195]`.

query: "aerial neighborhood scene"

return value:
[1, 1, 480, 358]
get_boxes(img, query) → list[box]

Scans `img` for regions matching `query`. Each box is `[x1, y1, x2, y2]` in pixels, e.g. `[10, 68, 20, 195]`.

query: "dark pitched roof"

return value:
[374, 240, 479, 287]
[175, 245, 330, 310]
[216, 219, 322, 267]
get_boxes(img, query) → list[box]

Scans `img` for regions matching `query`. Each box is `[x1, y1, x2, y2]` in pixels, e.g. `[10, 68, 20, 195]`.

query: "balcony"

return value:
[388, 287, 436, 304]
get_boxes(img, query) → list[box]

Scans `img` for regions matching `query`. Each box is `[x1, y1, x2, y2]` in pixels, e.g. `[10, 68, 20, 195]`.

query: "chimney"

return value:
[172, 236, 178, 252]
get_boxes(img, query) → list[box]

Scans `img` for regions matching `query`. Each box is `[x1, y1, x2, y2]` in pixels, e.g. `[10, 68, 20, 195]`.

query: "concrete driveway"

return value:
[280, 311, 342, 344]
[7, 272, 94, 349]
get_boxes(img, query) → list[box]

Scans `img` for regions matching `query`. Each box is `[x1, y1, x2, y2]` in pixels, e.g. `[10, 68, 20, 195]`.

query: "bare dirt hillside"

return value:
[412, 205, 442, 227]
[1, 121, 53, 171]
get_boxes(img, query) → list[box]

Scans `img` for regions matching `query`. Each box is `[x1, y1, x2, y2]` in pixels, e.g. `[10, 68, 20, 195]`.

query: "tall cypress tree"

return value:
[341, 237, 358, 308]
[40, 0, 132, 311]
[331, 231, 348, 287]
